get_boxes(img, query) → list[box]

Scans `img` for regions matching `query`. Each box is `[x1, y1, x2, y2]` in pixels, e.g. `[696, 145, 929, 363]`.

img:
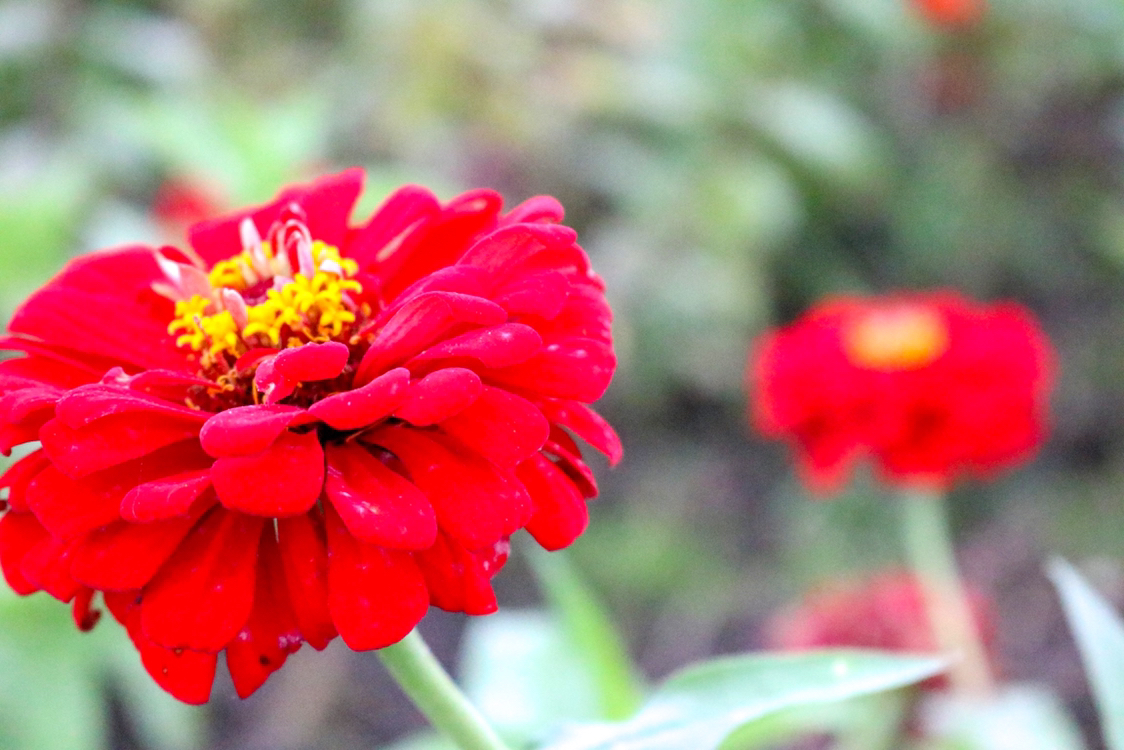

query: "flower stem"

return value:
[378, 630, 511, 750]
[898, 487, 994, 697]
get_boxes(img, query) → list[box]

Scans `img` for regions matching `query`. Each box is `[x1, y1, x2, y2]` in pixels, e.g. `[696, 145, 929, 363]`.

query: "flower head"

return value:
[912, 0, 986, 29]
[151, 177, 225, 242]
[765, 571, 998, 690]
[750, 292, 1053, 492]
[0, 169, 619, 703]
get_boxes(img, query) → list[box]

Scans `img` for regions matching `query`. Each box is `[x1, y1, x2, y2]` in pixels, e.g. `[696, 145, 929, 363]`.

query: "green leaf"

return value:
[527, 547, 645, 721]
[0, 586, 203, 750]
[918, 683, 1086, 750]
[459, 611, 605, 745]
[1048, 558, 1124, 750]
[717, 690, 908, 750]
[539, 650, 946, 750]
[378, 730, 457, 750]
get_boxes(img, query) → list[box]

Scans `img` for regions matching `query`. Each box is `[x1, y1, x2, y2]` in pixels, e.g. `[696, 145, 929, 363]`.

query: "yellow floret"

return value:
[173, 241, 363, 359]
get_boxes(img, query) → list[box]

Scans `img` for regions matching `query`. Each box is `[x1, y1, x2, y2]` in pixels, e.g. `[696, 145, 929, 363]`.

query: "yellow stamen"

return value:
[843, 305, 949, 371]
[168, 241, 363, 361]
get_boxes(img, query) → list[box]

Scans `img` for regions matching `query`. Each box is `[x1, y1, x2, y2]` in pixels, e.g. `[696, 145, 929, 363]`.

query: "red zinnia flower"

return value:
[765, 571, 998, 690]
[0, 169, 619, 703]
[750, 292, 1053, 492]
[152, 177, 225, 237]
[912, 0, 986, 29]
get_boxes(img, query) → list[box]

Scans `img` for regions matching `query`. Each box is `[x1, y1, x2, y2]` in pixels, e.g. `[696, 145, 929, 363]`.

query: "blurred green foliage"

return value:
[6, 0, 1124, 747]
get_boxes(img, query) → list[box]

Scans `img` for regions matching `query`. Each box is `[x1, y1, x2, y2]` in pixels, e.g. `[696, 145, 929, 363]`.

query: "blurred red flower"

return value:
[151, 177, 225, 237]
[0, 169, 619, 703]
[765, 571, 998, 690]
[750, 292, 1053, 492]
[913, 0, 986, 29]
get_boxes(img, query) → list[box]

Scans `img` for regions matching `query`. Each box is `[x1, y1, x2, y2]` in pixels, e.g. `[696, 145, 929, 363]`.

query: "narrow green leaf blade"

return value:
[527, 546, 645, 720]
[540, 649, 946, 750]
[1048, 558, 1124, 750]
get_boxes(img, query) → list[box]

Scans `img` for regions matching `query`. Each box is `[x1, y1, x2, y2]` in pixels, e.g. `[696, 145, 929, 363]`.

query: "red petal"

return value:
[393, 368, 482, 426]
[277, 514, 336, 650]
[324, 443, 436, 549]
[536, 284, 613, 344]
[40, 414, 202, 479]
[72, 587, 102, 631]
[413, 532, 499, 615]
[189, 169, 364, 266]
[20, 534, 80, 601]
[513, 241, 597, 285]
[120, 470, 214, 522]
[0, 355, 93, 392]
[387, 265, 490, 304]
[481, 336, 616, 402]
[537, 399, 623, 466]
[141, 508, 264, 651]
[492, 271, 570, 320]
[139, 644, 217, 705]
[545, 429, 599, 498]
[254, 342, 350, 405]
[0, 449, 51, 513]
[0, 421, 43, 455]
[278, 342, 350, 380]
[502, 195, 565, 224]
[71, 510, 204, 591]
[0, 386, 60, 424]
[308, 367, 410, 430]
[226, 533, 303, 699]
[370, 426, 532, 550]
[107, 591, 218, 705]
[28, 442, 212, 540]
[199, 404, 305, 458]
[212, 430, 324, 517]
[378, 190, 504, 300]
[405, 323, 543, 371]
[55, 384, 208, 429]
[103, 367, 213, 402]
[438, 387, 549, 468]
[0, 511, 49, 595]
[456, 223, 578, 280]
[26, 465, 128, 541]
[7, 246, 188, 371]
[348, 185, 441, 272]
[518, 455, 589, 550]
[0, 336, 119, 380]
[355, 292, 506, 384]
[325, 507, 428, 651]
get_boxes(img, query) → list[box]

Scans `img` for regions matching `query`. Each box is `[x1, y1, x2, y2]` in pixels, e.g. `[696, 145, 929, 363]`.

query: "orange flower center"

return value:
[843, 305, 949, 371]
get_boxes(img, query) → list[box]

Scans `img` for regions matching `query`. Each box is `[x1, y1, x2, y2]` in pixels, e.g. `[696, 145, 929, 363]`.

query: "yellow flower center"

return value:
[168, 240, 363, 360]
[843, 305, 949, 371]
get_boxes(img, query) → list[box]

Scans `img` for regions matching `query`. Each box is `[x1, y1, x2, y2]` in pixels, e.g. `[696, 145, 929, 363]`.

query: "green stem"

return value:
[898, 487, 994, 698]
[378, 630, 511, 750]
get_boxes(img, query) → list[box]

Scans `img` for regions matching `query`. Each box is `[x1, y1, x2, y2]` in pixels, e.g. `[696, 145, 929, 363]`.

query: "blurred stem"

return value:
[378, 630, 511, 750]
[898, 488, 994, 698]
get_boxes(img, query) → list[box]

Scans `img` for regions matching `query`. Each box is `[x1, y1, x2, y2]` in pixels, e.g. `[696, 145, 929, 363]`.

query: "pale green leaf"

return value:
[540, 650, 946, 750]
[1048, 558, 1124, 750]
[460, 611, 603, 745]
[379, 731, 457, 750]
[918, 683, 1086, 750]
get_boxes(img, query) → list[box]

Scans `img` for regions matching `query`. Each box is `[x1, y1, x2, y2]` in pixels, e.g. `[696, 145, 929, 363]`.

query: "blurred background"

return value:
[4, 0, 1124, 747]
